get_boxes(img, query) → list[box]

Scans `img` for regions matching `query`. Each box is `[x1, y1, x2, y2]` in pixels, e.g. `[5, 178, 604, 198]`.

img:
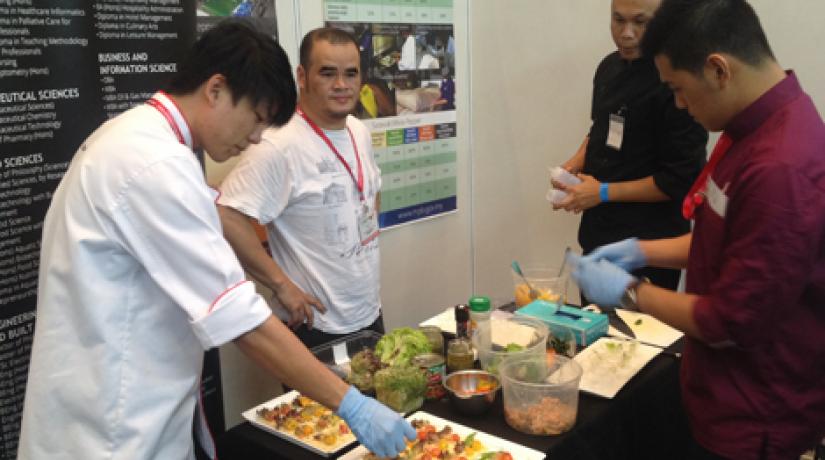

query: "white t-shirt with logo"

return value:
[218, 114, 381, 334]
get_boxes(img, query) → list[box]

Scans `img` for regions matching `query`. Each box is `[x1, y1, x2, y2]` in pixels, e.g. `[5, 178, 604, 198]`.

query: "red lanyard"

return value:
[683, 133, 733, 219]
[297, 108, 364, 200]
[146, 91, 186, 146]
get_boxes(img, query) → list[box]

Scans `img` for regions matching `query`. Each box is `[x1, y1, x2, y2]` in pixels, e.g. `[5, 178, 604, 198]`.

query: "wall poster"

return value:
[0, 2, 195, 457]
[324, 0, 457, 228]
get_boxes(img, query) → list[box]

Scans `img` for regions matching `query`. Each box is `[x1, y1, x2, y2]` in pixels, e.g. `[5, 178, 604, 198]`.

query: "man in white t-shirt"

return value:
[218, 27, 383, 348]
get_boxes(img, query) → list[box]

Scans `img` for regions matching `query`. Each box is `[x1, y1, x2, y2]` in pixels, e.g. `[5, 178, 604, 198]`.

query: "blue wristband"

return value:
[600, 183, 610, 202]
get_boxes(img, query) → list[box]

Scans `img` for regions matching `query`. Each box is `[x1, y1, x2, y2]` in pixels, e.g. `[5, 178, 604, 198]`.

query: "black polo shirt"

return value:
[579, 51, 708, 252]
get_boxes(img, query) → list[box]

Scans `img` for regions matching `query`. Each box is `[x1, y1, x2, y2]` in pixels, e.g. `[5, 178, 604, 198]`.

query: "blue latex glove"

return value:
[569, 254, 635, 308]
[336, 386, 416, 458]
[582, 237, 646, 272]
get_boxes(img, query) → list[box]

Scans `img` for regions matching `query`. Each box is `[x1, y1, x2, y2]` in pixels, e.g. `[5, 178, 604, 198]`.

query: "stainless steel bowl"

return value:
[443, 370, 500, 416]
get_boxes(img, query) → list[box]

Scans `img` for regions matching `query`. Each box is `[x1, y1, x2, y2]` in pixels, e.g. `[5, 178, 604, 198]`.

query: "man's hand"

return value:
[272, 279, 326, 329]
[337, 386, 417, 458]
[583, 238, 647, 271]
[568, 252, 635, 309]
[555, 173, 602, 213]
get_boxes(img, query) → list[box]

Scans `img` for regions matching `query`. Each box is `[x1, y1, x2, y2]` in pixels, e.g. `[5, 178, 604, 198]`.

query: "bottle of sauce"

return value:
[454, 304, 470, 339]
[446, 338, 474, 374]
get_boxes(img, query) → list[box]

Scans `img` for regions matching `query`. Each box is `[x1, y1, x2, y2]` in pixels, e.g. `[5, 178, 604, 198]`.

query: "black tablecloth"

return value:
[217, 344, 689, 460]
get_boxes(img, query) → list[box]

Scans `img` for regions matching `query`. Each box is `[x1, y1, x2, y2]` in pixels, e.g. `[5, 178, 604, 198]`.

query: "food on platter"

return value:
[504, 395, 577, 435]
[593, 339, 638, 370]
[254, 393, 355, 451]
[375, 327, 432, 367]
[374, 366, 427, 413]
[362, 419, 514, 460]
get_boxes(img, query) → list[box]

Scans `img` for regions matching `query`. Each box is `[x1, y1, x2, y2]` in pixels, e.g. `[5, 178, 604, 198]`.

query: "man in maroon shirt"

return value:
[568, 1, 825, 459]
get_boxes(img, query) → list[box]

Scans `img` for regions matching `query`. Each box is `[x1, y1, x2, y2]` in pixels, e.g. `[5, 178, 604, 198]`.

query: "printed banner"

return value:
[325, 0, 457, 228]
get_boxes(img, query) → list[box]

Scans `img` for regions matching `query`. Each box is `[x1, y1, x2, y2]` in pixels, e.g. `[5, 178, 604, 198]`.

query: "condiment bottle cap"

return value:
[468, 296, 491, 312]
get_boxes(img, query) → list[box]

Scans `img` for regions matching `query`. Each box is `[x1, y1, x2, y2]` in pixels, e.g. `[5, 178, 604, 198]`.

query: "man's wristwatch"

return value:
[619, 277, 649, 311]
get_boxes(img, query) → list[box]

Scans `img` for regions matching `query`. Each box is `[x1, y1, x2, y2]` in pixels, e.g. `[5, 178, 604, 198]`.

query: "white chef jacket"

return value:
[17, 92, 272, 460]
[217, 114, 381, 334]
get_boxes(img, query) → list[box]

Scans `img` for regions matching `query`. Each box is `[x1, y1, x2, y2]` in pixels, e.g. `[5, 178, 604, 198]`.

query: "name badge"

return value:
[357, 202, 379, 245]
[705, 177, 728, 218]
[606, 114, 624, 150]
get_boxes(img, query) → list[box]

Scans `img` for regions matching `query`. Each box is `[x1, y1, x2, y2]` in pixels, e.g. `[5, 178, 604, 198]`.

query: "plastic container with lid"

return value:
[500, 354, 582, 435]
[472, 316, 549, 376]
[468, 295, 491, 339]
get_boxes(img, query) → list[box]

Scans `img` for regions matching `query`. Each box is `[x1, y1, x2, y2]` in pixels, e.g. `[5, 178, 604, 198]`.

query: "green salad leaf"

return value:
[374, 327, 431, 367]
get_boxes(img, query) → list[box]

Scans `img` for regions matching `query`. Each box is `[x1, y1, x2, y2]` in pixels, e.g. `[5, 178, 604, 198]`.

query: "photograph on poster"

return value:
[197, 0, 277, 37]
[331, 22, 455, 119]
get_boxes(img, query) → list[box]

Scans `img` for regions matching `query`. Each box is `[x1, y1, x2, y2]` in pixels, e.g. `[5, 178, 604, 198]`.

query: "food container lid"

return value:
[468, 296, 491, 312]
[411, 353, 445, 368]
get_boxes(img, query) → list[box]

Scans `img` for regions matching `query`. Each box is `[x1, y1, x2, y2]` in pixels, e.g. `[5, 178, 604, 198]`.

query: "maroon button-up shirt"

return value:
[685, 72, 825, 459]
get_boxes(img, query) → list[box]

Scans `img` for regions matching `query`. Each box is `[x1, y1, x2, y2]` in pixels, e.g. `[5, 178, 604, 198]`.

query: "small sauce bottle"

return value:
[454, 304, 470, 339]
[446, 338, 474, 374]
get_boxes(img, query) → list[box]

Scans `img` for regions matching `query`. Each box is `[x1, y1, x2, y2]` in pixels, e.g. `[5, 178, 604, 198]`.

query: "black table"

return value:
[217, 340, 689, 460]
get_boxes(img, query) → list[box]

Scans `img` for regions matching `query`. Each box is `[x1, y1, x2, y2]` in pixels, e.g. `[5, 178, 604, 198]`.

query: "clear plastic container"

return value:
[500, 354, 583, 435]
[374, 366, 426, 413]
[549, 166, 582, 187]
[310, 330, 383, 380]
[546, 167, 582, 204]
[511, 263, 569, 307]
[471, 316, 548, 376]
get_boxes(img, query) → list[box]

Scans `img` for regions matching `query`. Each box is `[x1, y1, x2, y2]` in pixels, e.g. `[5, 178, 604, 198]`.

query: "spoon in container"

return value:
[511, 261, 540, 300]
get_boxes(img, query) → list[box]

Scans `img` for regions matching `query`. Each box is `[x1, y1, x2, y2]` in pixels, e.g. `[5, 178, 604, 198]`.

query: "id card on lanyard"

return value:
[297, 109, 379, 245]
[606, 105, 627, 151]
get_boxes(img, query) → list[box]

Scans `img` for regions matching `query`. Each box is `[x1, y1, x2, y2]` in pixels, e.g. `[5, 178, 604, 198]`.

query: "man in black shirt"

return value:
[552, 0, 707, 292]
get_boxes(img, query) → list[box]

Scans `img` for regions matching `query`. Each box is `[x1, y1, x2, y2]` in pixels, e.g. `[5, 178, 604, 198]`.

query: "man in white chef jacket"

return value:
[17, 20, 414, 460]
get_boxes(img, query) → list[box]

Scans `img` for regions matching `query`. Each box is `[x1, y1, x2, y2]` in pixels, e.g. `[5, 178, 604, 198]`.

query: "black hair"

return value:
[641, 0, 775, 74]
[299, 27, 359, 71]
[166, 19, 296, 126]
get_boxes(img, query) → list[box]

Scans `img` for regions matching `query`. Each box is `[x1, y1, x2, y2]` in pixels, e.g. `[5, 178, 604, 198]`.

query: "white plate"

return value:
[241, 390, 356, 457]
[573, 337, 662, 398]
[418, 307, 457, 335]
[338, 410, 546, 460]
[612, 310, 683, 348]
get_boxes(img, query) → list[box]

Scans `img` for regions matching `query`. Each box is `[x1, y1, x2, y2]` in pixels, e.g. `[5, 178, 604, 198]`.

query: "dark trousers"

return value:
[291, 313, 385, 350]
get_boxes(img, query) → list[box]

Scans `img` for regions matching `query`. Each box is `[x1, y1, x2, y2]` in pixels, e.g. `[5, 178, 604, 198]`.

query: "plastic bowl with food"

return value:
[500, 354, 582, 435]
[443, 370, 500, 416]
[472, 316, 549, 376]
[511, 264, 569, 307]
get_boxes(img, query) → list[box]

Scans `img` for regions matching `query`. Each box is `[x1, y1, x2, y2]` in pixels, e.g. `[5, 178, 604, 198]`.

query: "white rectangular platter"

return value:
[339, 410, 546, 460]
[242, 390, 356, 457]
[573, 337, 662, 398]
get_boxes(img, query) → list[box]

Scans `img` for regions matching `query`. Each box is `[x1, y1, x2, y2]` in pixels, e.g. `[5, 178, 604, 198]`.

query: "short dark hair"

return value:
[641, 0, 775, 74]
[299, 27, 359, 71]
[166, 20, 296, 126]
